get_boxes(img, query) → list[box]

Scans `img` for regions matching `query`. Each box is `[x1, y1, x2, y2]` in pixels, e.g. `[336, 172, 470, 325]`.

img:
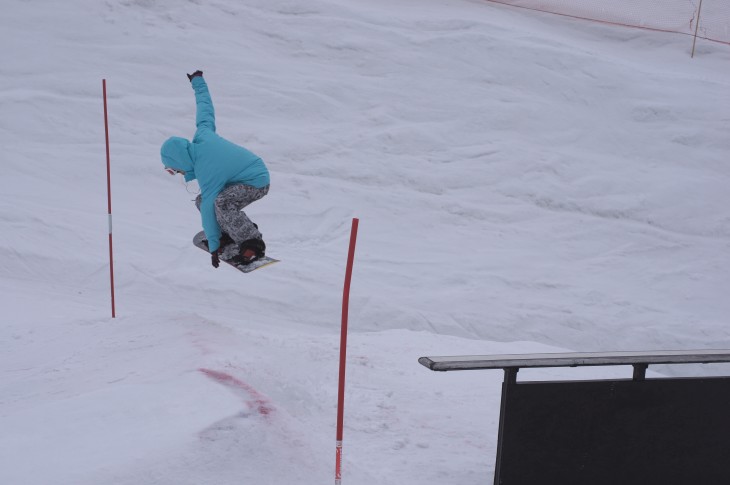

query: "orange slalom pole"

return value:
[102, 79, 116, 318]
[336, 217, 359, 484]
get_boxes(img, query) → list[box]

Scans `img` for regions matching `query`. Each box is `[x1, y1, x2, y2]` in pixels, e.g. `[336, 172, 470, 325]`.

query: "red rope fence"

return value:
[484, 0, 730, 47]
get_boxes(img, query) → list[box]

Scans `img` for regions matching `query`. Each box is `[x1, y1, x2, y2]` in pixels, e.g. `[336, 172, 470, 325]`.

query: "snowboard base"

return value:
[193, 231, 279, 273]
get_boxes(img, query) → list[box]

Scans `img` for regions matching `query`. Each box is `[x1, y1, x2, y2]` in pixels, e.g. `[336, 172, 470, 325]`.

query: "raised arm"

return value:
[189, 72, 216, 133]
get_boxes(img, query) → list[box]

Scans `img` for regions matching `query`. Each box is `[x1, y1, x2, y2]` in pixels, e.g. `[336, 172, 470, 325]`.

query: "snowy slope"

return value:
[2, 0, 730, 483]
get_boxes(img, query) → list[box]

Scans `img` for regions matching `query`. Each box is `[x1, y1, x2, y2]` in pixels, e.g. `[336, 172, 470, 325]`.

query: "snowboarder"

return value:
[161, 70, 270, 268]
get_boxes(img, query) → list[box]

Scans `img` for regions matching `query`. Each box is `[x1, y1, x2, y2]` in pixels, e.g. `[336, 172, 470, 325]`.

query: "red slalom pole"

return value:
[336, 217, 359, 485]
[102, 79, 116, 318]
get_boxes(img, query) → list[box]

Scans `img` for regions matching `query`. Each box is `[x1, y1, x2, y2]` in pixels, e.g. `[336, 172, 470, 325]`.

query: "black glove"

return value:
[211, 249, 220, 268]
[187, 70, 203, 82]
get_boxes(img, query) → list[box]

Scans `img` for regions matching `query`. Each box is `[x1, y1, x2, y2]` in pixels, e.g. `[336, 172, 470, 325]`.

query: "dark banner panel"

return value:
[496, 377, 730, 485]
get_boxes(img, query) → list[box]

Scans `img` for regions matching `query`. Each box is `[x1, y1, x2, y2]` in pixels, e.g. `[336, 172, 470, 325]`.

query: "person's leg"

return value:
[214, 184, 269, 245]
[194, 194, 234, 249]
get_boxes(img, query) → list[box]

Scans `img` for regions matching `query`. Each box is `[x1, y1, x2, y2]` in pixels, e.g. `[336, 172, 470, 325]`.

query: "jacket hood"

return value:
[161, 137, 195, 178]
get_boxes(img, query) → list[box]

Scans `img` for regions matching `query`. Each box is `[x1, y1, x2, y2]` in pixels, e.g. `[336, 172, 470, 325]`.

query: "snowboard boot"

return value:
[237, 238, 266, 265]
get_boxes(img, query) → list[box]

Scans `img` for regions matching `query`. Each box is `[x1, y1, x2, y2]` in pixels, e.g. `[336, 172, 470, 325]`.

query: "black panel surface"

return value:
[495, 377, 730, 485]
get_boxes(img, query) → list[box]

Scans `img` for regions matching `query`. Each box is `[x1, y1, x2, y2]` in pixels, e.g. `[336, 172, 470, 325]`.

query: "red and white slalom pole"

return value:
[336, 217, 359, 484]
[102, 79, 116, 318]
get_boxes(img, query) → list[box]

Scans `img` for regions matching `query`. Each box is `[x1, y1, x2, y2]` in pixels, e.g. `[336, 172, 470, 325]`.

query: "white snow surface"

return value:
[2, 0, 730, 483]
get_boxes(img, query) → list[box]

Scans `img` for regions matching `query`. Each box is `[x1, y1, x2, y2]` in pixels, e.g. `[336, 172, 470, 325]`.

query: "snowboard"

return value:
[193, 231, 279, 273]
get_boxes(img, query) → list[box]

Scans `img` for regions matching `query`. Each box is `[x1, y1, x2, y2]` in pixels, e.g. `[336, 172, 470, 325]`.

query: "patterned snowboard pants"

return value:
[196, 184, 269, 246]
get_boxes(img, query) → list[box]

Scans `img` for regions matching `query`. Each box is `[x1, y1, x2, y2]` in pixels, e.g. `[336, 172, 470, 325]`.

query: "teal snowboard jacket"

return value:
[161, 76, 269, 252]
